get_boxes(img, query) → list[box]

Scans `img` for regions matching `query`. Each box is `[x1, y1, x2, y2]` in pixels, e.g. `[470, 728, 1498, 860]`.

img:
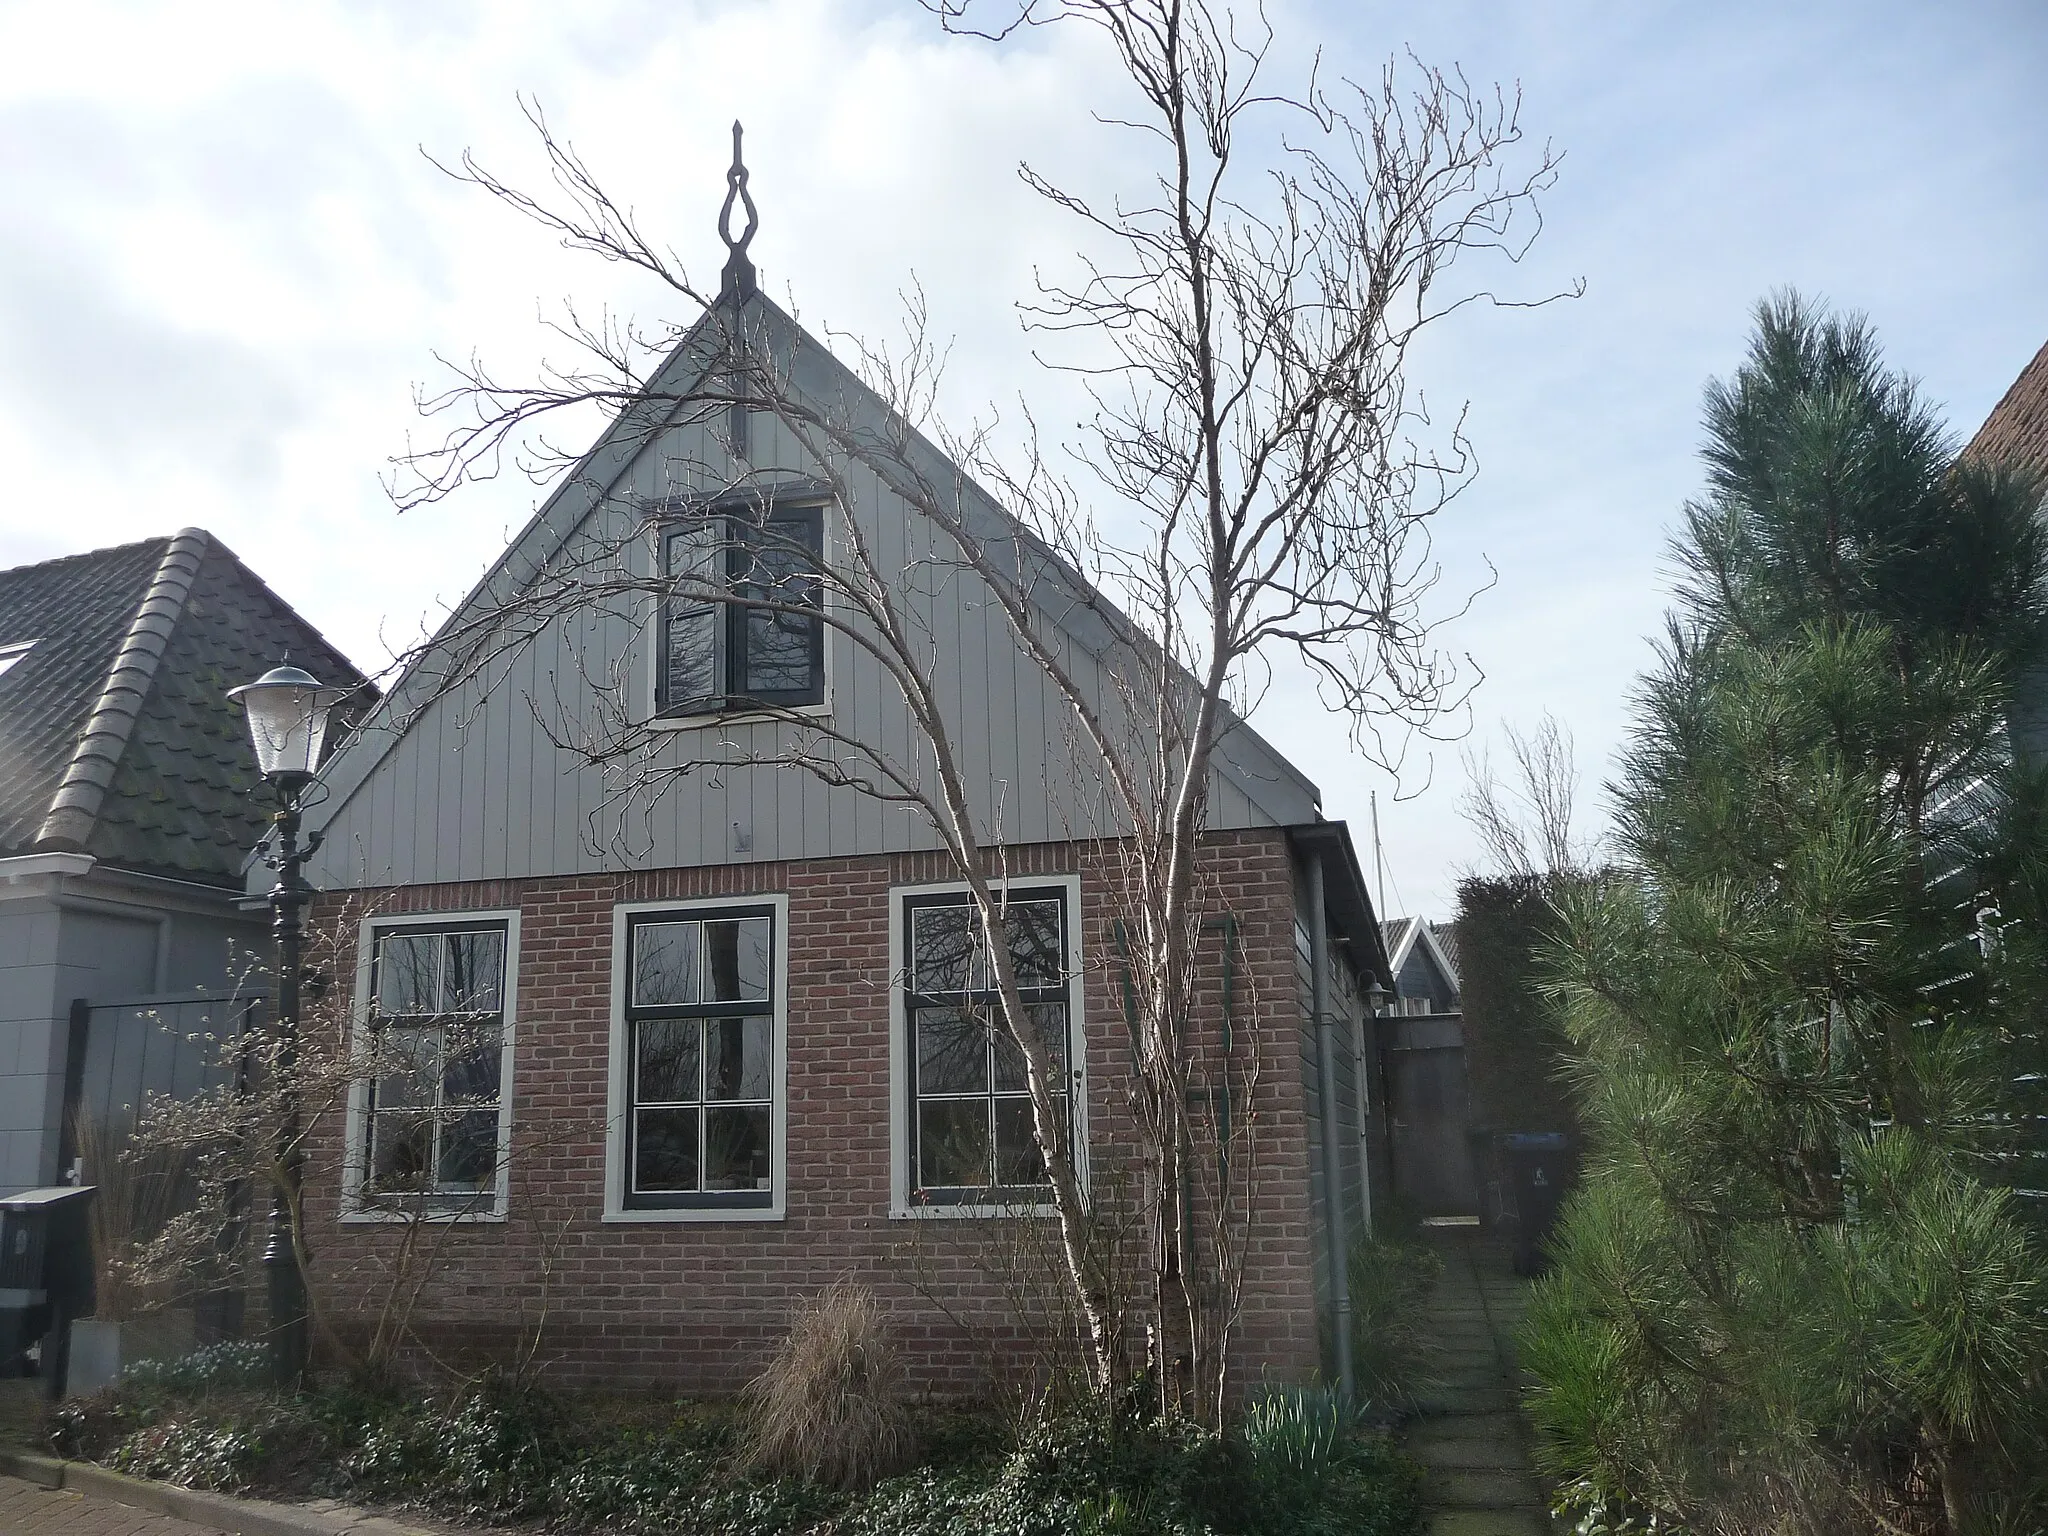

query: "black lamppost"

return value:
[229, 665, 346, 1390]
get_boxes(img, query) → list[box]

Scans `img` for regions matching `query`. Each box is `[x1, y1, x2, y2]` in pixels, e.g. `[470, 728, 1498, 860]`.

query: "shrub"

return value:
[1239, 1385, 1362, 1480]
[1345, 1231, 1444, 1408]
[741, 1278, 918, 1491]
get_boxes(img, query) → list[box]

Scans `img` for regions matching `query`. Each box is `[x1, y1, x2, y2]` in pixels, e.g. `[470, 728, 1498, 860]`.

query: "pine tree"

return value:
[1523, 295, 2048, 1535]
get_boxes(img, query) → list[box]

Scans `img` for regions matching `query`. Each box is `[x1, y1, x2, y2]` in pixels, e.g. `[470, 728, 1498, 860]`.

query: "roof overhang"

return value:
[1286, 821, 1394, 990]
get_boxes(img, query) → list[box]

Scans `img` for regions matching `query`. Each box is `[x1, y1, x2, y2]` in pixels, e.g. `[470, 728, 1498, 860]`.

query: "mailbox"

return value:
[0, 1185, 96, 1393]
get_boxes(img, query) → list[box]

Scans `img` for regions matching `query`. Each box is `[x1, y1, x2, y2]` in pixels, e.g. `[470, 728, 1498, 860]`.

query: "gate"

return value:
[1384, 1011, 1479, 1219]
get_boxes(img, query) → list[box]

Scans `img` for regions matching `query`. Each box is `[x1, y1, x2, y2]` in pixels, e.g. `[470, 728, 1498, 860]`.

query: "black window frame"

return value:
[902, 886, 1076, 1208]
[621, 903, 781, 1211]
[360, 918, 511, 1213]
[656, 499, 826, 717]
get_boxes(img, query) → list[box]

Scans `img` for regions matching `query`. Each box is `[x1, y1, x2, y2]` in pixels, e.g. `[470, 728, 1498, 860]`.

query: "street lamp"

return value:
[228, 665, 347, 1389]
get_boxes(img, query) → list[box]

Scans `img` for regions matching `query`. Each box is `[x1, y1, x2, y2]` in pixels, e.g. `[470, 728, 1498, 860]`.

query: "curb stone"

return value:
[0, 1447, 445, 1536]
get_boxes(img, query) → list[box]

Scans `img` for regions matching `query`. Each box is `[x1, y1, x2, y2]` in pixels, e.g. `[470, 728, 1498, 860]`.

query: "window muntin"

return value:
[658, 505, 825, 716]
[624, 909, 778, 1208]
[903, 892, 1072, 1204]
[363, 923, 508, 1207]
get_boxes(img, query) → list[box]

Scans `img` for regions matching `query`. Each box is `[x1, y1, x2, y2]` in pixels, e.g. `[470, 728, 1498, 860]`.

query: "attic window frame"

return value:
[0, 639, 38, 680]
[654, 495, 827, 720]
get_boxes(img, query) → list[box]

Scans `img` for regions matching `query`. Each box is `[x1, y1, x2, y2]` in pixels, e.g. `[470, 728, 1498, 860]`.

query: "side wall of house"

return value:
[1292, 867, 1369, 1377]
[301, 829, 1323, 1397]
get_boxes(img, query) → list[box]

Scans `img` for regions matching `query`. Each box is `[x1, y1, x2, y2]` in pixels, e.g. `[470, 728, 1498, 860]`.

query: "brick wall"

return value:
[300, 830, 1321, 1399]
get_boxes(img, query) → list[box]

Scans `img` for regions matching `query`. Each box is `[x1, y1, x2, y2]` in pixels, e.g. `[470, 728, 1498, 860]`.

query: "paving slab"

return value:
[1400, 1230, 1555, 1530]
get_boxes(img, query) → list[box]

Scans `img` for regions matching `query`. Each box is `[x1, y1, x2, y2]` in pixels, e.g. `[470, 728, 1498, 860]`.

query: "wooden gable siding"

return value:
[308, 372, 1295, 891]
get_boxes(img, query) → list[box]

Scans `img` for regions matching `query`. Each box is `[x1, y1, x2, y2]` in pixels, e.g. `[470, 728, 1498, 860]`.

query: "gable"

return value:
[305, 294, 1323, 890]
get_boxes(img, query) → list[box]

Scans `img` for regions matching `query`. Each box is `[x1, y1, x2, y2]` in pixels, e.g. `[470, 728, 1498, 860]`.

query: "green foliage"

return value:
[1344, 1231, 1444, 1408]
[60, 1375, 1423, 1536]
[1454, 873, 1584, 1140]
[119, 1341, 274, 1394]
[1522, 295, 2048, 1535]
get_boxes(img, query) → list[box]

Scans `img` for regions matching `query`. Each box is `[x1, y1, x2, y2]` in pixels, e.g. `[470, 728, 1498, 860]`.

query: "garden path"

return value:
[1398, 1225, 1553, 1535]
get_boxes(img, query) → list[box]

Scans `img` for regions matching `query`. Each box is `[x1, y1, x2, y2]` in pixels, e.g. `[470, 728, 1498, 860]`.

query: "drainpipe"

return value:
[1307, 851, 1356, 1401]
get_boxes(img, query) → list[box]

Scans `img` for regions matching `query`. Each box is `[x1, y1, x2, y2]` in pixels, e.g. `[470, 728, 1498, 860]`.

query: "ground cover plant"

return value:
[45, 1346, 1423, 1536]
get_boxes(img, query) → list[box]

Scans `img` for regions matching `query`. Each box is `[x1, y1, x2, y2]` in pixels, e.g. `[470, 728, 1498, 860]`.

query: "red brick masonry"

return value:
[304, 832, 1321, 1397]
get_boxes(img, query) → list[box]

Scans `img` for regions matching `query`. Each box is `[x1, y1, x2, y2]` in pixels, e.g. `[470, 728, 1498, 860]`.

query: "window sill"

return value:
[341, 1204, 508, 1225]
[647, 702, 832, 733]
[602, 1203, 786, 1224]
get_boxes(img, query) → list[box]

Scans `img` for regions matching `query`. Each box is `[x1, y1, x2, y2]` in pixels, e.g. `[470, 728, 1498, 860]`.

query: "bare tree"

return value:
[382, 0, 1566, 1421]
[1460, 712, 1598, 882]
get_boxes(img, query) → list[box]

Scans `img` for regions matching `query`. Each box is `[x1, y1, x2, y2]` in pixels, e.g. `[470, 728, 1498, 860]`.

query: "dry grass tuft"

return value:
[740, 1277, 917, 1491]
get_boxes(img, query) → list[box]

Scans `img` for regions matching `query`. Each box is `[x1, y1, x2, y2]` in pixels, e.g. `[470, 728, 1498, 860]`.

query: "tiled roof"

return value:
[0, 531, 367, 886]
[1430, 920, 1461, 982]
[1964, 339, 2048, 477]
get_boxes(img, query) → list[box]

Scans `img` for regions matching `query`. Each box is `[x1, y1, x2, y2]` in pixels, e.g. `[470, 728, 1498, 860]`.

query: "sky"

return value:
[2, 0, 2044, 918]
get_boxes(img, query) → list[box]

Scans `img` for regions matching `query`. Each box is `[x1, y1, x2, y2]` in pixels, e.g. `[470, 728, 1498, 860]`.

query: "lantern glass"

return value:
[230, 666, 344, 782]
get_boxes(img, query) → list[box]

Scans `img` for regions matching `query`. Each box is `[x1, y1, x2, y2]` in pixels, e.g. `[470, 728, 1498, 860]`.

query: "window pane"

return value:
[376, 934, 438, 1017]
[918, 1100, 990, 1190]
[375, 1028, 438, 1109]
[442, 1039, 502, 1107]
[664, 523, 726, 710]
[438, 1110, 499, 1190]
[990, 1004, 1068, 1093]
[704, 1016, 771, 1102]
[444, 931, 504, 1013]
[635, 1107, 700, 1192]
[666, 602, 720, 707]
[634, 921, 702, 1007]
[371, 1111, 433, 1188]
[637, 1018, 700, 1105]
[705, 1106, 771, 1190]
[911, 905, 977, 994]
[917, 1008, 989, 1095]
[994, 1098, 1049, 1186]
[703, 918, 771, 1002]
[1002, 900, 1065, 989]
[739, 520, 820, 696]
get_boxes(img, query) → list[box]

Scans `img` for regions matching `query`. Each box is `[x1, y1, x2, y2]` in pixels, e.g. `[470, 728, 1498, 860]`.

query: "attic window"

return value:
[0, 640, 37, 680]
[657, 503, 825, 716]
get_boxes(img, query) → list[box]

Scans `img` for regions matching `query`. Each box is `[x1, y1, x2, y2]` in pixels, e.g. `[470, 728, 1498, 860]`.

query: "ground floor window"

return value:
[899, 883, 1080, 1209]
[356, 916, 514, 1215]
[619, 901, 782, 1212]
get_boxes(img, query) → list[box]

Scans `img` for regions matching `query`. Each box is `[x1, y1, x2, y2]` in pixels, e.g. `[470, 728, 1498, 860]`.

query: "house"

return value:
[0, 530, 365, 1196]
[288, 203, 1399, 1399]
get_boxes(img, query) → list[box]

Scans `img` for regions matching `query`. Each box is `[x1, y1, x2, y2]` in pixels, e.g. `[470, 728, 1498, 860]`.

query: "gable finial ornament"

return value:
[718, 120, 759, 300]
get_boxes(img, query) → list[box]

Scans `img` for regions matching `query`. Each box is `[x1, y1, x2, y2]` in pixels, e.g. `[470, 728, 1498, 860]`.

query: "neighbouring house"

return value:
[0, 531, 366, 1197]
[1963, 337, 2048, 755]
[288, 210, 1400, 1399]
[1372, 916, 1475, 1220]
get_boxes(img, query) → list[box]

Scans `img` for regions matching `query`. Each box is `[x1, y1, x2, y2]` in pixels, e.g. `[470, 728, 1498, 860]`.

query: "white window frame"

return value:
[889, 873, 1089, 1220]
[641, 494, 837, 732]
[604, 893, 791, 1223]
[342, 907, 521, 1224]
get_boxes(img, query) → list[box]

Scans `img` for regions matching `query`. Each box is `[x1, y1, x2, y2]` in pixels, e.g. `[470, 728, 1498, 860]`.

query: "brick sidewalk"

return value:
[0, 1474, 222, 1535]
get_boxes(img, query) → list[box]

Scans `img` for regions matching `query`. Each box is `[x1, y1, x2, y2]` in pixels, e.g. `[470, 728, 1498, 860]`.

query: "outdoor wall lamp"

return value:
[228, 665, 347, 1390]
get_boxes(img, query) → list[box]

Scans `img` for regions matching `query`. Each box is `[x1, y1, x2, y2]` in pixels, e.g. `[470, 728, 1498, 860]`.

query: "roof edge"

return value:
[1287, 821, 1394, 989]
[35, 529, 211, 852]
